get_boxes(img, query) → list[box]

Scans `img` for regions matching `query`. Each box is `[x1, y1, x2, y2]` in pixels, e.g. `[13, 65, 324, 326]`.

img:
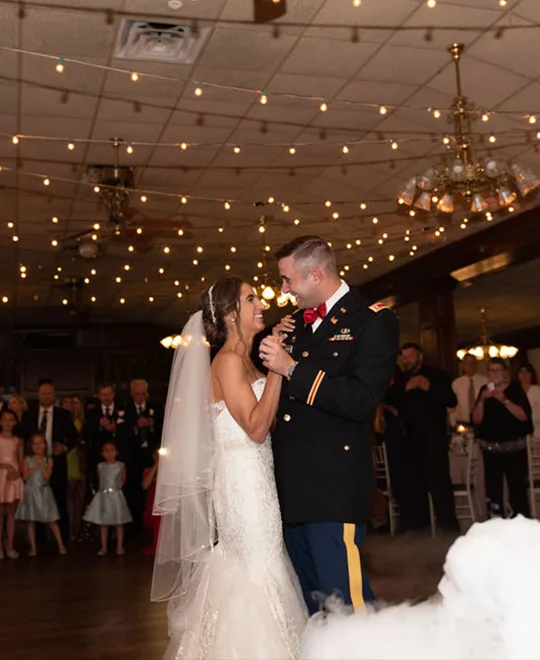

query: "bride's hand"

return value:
[272, 315, 295, 340]
[259, 336, 295, 377]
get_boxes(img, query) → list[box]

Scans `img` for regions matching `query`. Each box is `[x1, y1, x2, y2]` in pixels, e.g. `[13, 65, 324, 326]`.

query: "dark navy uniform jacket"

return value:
[272, 287, 399, 525]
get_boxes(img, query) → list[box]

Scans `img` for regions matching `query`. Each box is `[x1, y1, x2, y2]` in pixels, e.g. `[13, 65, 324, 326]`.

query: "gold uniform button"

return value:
[344, 445, 350, 451]
[283, 414, 291, 422]
[333, 351, 339, 357]
[302, 351, 309, 358]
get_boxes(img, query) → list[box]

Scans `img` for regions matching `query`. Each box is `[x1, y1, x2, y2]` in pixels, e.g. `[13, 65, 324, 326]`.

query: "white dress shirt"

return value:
[312, 280, 350, 333]
[526, 384, 540, 437]
[101, 403, 115, 418]
[38, 405, 54, 455]
[451, 373, 489, 423]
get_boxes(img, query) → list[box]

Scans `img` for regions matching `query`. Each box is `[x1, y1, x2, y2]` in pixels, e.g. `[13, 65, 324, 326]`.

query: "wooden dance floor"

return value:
[0, 531, 456, 659]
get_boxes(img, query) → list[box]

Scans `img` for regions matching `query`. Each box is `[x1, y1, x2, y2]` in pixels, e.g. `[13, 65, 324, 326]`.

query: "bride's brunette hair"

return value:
[201, 277, 245, 347]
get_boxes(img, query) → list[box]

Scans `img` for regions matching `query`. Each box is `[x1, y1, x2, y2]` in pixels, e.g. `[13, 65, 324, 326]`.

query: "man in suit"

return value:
[259, 235, 399, 614]
[84, 383, 126, 491]
[21, 380, 78, 541]
[388, 343, 459, 532]
[123, 379, 163, 527]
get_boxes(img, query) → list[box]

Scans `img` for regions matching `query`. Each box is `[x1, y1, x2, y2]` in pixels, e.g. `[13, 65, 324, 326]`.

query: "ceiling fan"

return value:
[58, 138, 194, 258]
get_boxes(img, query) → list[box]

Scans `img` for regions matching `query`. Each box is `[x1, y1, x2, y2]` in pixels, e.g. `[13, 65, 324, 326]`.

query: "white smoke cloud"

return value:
[300, 517, 540, 660]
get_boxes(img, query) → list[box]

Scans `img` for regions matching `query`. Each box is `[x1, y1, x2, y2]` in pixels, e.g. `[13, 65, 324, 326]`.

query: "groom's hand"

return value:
[259, 336, 295, 376]
[272, 314, 295, 340]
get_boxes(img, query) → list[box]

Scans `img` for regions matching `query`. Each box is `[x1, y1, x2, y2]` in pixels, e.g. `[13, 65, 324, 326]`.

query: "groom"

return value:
[259, 235, 399, 614]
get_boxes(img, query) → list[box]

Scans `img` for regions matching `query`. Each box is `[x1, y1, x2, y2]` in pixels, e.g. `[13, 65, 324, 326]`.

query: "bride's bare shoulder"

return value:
[211, 349, 243, 377]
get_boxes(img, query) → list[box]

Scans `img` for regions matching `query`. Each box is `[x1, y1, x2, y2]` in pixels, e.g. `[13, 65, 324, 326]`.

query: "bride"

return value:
[152, 277, 308, 659]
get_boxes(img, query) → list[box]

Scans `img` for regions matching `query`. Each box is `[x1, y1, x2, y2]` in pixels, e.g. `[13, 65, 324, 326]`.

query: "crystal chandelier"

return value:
[457, 308, 518, 362]
[397, 44, 540, 217]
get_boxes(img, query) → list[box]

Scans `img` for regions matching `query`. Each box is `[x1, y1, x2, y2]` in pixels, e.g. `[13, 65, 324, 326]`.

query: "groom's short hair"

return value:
[275, 235, 337, 275]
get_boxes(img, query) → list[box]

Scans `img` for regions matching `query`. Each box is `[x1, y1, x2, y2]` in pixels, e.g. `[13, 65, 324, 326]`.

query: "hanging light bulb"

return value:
[320, 99, 328, 112]
[56, 57, 65, 73]
[481, 111, 490, 122]
[289, 145, 296, 155]
[194, 83, 203, 96]
[427, 0, 436, 6]
[259, 90, 268, 105]
[180, 142, 188, 151]
[262, 285, 276, 301]
[126, 142, 134, 154]
[131, 71, 139, 82]
[67, 141, 75, 151]
[378, 105, 387, 115]
[224, 201, 231, 210]
[12, 135, 19, 145]
[529, 114, 537, 125]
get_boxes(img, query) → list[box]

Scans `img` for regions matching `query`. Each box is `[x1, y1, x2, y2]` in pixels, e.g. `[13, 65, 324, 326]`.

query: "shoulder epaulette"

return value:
[369, 302, 390, 313]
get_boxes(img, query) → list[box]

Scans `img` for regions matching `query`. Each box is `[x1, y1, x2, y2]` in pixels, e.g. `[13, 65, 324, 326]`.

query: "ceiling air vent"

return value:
[114, 20, 210, 64]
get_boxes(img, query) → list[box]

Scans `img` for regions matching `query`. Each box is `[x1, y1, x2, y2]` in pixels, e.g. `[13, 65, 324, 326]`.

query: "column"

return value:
[418, 277, 457, 377]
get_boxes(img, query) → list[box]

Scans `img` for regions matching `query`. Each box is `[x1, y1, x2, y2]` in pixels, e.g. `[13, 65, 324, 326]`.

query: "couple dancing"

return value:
[152, 235, 399, 659]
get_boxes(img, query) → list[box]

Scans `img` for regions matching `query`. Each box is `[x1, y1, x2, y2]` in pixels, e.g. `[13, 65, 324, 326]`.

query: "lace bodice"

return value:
[212, 377, 283, 564]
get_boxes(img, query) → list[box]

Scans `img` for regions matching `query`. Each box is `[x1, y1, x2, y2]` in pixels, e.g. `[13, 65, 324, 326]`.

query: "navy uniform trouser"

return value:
[284, 522, 375, 615]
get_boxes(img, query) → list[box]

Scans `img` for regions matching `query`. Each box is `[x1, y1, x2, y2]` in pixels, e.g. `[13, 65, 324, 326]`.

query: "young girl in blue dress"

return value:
[83, 441, 132, 555]
[16, 433, 67, 556]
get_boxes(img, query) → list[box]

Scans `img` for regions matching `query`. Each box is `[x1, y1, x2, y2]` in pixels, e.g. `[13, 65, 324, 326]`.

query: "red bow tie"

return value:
[303, 303, 327, 325]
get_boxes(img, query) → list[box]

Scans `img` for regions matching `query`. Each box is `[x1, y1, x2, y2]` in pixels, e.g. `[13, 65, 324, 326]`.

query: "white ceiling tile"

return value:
[356, 44, 449, 85]
[196, 28, 298, 73]
[280, 37, 380, 78]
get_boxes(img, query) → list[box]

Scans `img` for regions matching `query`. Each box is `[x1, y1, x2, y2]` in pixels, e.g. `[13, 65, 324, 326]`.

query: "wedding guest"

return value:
[389, 343, 458, 532]
[16, 433, 67, 556]
[450, 355, 488, 426]
[141, 448, 160, 556]
[8, 394, 28, 435]
[0, 410, 24, 559]
[83, 441, 132, 556]
[124, 379, 163, 528]
[84, 383, 125, 492]
[21, 381, 77, 542]
[473, 358, 533, 518]
[65, 395, 86, 540]
[517, 364, 540, 438]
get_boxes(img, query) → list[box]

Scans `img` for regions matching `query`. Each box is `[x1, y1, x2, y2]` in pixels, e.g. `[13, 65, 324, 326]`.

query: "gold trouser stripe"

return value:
[307, 370, 325, 406]
[343, 523, 364, 610]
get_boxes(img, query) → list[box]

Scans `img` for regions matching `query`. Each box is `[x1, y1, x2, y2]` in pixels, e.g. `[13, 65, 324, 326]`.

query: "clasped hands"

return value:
[259, 314, 296, 377]
[406, 375, 431, 391]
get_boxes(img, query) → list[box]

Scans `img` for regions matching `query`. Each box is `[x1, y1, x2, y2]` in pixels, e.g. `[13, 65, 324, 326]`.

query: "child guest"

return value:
[16, 433, 67, 556]
[0, 410, 24, 559]
[83, 441, 132, 556]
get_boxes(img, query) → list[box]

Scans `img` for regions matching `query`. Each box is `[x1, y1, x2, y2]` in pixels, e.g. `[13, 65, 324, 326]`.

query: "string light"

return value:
[140, 195, 148, 203]
[115, 276, 122, 283]
[218, 227, 224, 233]
[84, 277, 90, 284]
[158, 267, 165, 274]
[91, 234, 98, 241]
[379, 105, 388, 116]
[431, 107, 441, 119]
[443, 135, 451, 145]
[259, 90, 268, 105]
[177, 229, 184, 237]
[230, 246, 237, 253]
[90, 269, 97, 275]
[177, 292, 183, 299]
[489, 133, 497, 143]
[529, 114, 537, 125]
[325, 200, 332, 207]
[282, 205, 290, 212]
[225, 264, 231, 271]
[289, 145, 296, 155]
[119, 298, 126, 304]
[197, 246, 204, 253]
[67, 141, 75, 151]
[52, 216, 59, 223]
[163, 246, 171, 254]
[194, 83, 203, 97]
[294, 218, 300, 225]
[91, 296, 96, 303]
[389, 254, 396, 261]
[233, 146, 241, 154]
[93, 185, 100, 194]
[62, 298, 69, 306]
[7, 221, 14, 229]
[180, 195, 188, 204]
[332, 212, 339, 220]
[224, 201, 231, 210]
[342, 143, 349, 154]
[192, 259, 198, 266]
[131, 71, 139, 82]
[391, 140, 398, 150]
[320, 99, 328, 112]
[372, 217, 379, 224]
[360, 203, 367, 210]
[126, 142, 134, 154]
[43, 178, 50, 186]
[123, 264, 130, 271]
[136, 227, 143, 235]
[55, 57, 65, 73]
[1, 296, 8, 303]
[148, 296, 154, 302]
[180, 142, 188, 151]
[50, 239, 58, 247]
[427, 0, 436, 7]
[11, 135, 19, 144]
[481, 111, 490, 122]
[267, 197, 275, 204]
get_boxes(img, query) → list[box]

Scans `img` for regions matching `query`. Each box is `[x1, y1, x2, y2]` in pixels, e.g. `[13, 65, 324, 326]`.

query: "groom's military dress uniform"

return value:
[272, 283, 399, 613]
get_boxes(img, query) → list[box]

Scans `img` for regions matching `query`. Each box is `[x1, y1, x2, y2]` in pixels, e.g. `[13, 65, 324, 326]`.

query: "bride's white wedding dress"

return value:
[165, 377, 308, 659]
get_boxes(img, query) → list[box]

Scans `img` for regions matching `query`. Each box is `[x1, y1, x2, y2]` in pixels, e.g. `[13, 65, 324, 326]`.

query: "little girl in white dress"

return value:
[83, 441, 132, 555]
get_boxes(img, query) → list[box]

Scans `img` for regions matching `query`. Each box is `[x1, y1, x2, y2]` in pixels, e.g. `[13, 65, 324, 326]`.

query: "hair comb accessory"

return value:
[208, 285, 217, 325]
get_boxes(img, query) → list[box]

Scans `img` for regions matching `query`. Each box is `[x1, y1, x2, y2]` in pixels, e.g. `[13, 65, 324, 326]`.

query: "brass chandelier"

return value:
[397, 43, 540, 217]
[457, 308, 518, 362]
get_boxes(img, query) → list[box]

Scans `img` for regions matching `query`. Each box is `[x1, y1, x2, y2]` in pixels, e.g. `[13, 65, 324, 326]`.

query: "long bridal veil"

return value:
[151, 310, 216, 602]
